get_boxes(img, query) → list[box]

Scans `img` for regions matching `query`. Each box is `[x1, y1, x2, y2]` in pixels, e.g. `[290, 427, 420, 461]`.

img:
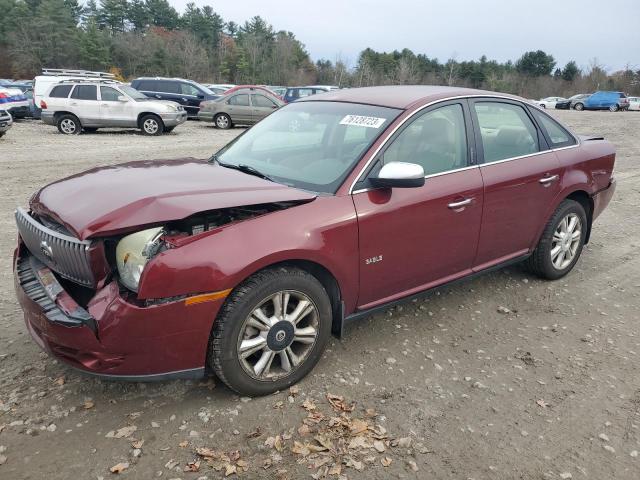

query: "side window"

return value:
[228, 94, 249, 106]
[251, 94, 276, 108]
[180, 83, 201, 96]
[49, 85, 73, 98]
[298, 88, 314, 98]
[158, 81, 180, 94]
[474, 102, 539, 162]
[383, 103, 468, 176]
[136, 80, 152, 91]
[100, 86, 121, 102]
[530, 109, 575, 147]
[70, 85, 97, 101]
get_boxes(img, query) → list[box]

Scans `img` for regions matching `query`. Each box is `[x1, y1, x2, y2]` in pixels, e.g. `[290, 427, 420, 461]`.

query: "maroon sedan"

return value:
[13, 86, 616, 395]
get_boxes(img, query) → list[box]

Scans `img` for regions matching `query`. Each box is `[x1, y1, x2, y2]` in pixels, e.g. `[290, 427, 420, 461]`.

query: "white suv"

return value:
[40, 79, 187, 135]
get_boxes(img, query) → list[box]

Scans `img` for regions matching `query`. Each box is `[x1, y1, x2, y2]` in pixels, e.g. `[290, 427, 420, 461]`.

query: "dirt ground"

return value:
[0, 111, 639, 480]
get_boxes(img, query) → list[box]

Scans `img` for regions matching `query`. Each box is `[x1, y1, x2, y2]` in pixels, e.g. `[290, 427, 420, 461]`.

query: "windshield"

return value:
[215, 101, 402, 193]
[120, 85, 149, 100]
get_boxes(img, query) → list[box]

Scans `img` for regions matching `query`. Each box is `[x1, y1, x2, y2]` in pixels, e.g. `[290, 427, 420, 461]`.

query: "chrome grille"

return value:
[15, 207, 95, 287]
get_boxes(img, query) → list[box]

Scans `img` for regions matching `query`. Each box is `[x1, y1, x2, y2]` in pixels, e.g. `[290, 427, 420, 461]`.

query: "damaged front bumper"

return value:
[13, 246, 224, 380]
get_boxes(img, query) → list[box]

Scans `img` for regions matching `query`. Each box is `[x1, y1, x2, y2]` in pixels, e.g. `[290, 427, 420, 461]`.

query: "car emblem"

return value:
[275, 330, 286, 342]
[40, 240, 54, 262]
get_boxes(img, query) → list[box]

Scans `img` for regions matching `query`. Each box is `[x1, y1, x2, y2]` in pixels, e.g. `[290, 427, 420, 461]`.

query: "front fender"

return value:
[137, 195, 360, 312]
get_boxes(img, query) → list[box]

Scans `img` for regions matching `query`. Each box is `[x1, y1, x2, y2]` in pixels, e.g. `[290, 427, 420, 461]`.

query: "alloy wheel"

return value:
[216, 115, 229, 128]
[550, 213, 582, 270]
[60, 119, 77, 134]
[237, 290, 319, 381]
[143, 118, 159, 134]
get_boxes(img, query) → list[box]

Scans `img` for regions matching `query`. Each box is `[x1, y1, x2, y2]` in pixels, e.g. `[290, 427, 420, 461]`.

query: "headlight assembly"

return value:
[115, 227, 164, 292]
[165, 104, 178, 112]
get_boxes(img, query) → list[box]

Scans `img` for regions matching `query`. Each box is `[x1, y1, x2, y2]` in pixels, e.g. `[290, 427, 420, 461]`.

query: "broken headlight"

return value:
[115, 227, 164, 292]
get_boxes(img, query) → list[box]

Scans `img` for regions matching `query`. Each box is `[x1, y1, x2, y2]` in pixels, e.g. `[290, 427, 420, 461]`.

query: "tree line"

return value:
[1, 0, 638, 98]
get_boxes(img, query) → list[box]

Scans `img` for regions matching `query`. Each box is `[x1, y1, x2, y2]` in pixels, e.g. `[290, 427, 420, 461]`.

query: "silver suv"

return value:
[40, 79, 187, 135]
[0, 108, 13, 138]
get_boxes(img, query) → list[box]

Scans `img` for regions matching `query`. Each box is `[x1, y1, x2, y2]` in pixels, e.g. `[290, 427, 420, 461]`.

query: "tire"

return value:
[525, 199, 587, 280]
[574, 102, 584, 111]
[56, 114, 81, 135]
[164, 126, 175, 133]
[83, 127, 98, 133]
[209, 267, 332, 396]
[0, 131, 5, 138]
[539, 104, 546, 109]
[214, 113, 232, 129]
[609, 104, 619, 112]
[140, 114, 164, 136]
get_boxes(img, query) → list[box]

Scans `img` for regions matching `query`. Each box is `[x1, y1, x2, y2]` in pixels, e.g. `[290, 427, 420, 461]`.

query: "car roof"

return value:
[295, 85, 520, 109]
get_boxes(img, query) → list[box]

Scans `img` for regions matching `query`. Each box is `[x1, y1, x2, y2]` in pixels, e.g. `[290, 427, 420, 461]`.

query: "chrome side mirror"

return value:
[370, 162, 425, 188]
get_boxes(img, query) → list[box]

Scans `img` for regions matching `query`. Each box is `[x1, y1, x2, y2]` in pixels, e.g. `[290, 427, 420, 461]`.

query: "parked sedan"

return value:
[628, 97, 640, 111]
[198, 88, 284, 129]
[0, 108, 13, 137]
[13, 86, 616, 396]
[555, 94, 590, 110]
[535, 96, 567, 109]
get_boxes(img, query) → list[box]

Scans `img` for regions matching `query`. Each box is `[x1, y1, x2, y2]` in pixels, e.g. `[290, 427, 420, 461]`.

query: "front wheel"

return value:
[140, 114, 164, 135]
[525, 199, 587, 280]
[574, 102, 584, 111]
[209, 267, 332, 396]
[214, 113, 232, 129]
[609, 104, 619, 112]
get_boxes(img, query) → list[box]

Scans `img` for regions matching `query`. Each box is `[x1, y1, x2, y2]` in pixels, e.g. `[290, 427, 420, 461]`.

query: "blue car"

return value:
[579, 91, 630, 112]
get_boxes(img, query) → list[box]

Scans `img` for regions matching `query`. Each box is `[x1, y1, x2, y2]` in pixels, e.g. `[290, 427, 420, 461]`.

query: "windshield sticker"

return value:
[339, 115, 386, 128]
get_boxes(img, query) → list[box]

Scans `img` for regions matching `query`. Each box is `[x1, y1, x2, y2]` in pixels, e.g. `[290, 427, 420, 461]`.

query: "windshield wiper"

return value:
[213, 158, 274, 182]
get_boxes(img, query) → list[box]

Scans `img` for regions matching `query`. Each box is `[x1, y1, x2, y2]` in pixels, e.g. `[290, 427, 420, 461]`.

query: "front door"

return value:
[99, 86, 136, 126]
[250, 94, 278, 124]
[469, 99, 562, 269]
[353, 101, 484, 308]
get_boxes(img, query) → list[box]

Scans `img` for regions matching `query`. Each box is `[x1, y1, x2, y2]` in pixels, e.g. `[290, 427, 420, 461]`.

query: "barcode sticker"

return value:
[339, 115, 386, 128]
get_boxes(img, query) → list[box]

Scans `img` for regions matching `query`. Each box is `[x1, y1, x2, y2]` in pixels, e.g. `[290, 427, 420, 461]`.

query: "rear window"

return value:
[49, 85, 73, 98]
[70, 85, 97, 100]
[135, 80, 156, 91]
[228, 94, 249, 106]
[530, 109, 576, 148]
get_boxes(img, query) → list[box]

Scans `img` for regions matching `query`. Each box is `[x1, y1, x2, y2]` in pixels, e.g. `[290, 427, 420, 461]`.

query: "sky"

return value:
[172, 0, 639, 72]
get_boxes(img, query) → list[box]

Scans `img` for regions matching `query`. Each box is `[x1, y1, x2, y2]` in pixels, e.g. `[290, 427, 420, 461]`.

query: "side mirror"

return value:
[197, 94, 205, 99]
[370, 162, 425, 188]
[117, 95, 128, 102]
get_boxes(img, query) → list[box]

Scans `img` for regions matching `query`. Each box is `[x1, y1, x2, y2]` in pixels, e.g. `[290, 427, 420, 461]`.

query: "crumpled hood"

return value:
[30, 158, 316, 239]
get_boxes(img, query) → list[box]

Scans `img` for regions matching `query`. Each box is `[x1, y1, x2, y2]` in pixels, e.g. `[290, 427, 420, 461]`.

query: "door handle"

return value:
[101, 103, 108, 107]
[448, 198, 473, 209]
[181, 98, 188, 102]
[539, 174, 559, 185]
[155, 95, 162, 99]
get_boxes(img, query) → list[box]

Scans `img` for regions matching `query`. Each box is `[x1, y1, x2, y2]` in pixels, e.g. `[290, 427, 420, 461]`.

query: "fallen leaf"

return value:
[536, 399, 548, 408]
[314, 434, 333, 451]
[373, 440, 386, 453]
[178, 440, 189, 448]
[53, 376, 65, 386]
[298, 424, 311, 436]
[224, 463, 237, 476]
[164, 459, 179, 469]
[196, 447, 218, 458]
[184, 460, 200, 472]
[246, 427, 262, 438]
[274, 401, 284, 409]
[83, 400, 95, 410]
[263, 458, 273, 469]
[114, 425, 137, 439]
[302, 399, 317, 411]
[289, 385, 300, 396]
[326, 393, 355, 412]
[394, 436, 412, 448]
[350, 418, 369, 435]
[345, 457, 364, 470]
[364, 408, 377, 417]
[229, 450, 241, 462]
[381, 456, 393, 467]
[407, 459, 419, 472]
[291, 441, 311, 456]
[328, 463, 342, 475]
[130, 439, 144, 449]
[348, 435, 370, 449]
[109, 462, 129, 474]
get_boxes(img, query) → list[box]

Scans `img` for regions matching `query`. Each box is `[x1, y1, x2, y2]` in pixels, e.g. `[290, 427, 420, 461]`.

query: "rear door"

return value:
[179, 82, 204, 116]
[470, 99, 562, 270]
[226, 94, 252, 123]
[250, 94, 278, 123]
[353, 100, 484, 307]
[69, 85, 100, 124]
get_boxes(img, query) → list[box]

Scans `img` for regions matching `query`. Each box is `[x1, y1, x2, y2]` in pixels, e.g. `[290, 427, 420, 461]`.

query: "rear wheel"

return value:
[209, 267, 332, 396]
[214, 113, 232, 129]
[56, 114, 81, 135]
[609, 104, 619, 112]
[140, 114, 164, 136]
[525, 199, 587, 280]
[574, 102, 584, 111]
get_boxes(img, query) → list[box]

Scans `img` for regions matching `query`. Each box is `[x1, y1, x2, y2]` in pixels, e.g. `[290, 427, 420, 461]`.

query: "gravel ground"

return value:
[0, 112, 639, 479]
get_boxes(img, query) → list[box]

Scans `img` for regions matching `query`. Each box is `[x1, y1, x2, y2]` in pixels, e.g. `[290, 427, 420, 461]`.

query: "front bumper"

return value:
[13, 246, 224, 380]
[0, 116, 12, 132]
[197, 111, 215, 122]
[159, 111, 188, 127]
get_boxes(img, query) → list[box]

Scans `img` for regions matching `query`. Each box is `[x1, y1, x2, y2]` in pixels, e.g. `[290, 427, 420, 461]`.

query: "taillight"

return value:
[40, 100, 47, 109]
